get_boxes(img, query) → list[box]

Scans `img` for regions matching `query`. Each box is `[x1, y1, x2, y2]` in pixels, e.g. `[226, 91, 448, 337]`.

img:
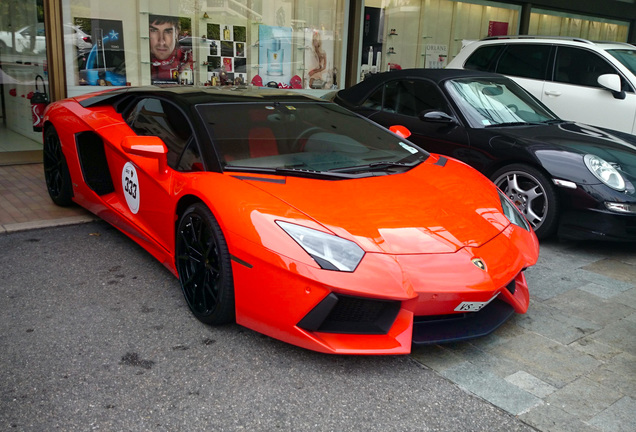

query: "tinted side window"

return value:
[361, 87, 383, 110]
[126, 98, 200, 171]
[382, 80, 450, 117]
[554, 47, 617, 88]
[496, 44, 551, 80]
[464, 45, 502, 72]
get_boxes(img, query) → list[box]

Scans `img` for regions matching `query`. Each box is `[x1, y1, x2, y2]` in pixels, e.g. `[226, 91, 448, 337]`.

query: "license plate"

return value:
[454, 293, 499, 312]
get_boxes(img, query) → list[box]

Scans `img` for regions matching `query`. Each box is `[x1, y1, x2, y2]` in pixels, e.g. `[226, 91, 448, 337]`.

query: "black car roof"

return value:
[337, 68, 505, 106]
[79, 85, 322, 110]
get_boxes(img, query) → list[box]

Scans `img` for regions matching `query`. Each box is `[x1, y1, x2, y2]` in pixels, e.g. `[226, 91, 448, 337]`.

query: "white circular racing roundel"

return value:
[122, 162, 140, 214]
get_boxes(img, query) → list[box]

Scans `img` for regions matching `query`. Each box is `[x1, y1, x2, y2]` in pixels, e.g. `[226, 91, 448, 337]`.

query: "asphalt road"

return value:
[0, 221, 537, 431]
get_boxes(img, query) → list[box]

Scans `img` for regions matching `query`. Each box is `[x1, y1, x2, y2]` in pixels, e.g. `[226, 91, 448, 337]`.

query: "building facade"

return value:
[1, 0, 635, 162]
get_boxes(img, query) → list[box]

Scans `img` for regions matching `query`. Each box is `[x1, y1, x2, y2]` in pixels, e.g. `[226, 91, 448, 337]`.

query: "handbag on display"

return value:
[31, 75, 50, 132]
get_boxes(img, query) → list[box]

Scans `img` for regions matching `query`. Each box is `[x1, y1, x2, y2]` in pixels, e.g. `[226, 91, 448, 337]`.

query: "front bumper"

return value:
[558, 208, 636, 241]
[233, 224, 538, 355]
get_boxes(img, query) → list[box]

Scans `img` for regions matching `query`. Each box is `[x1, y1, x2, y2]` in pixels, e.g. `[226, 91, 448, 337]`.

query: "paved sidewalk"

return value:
[413, 240, 636, 432]
[0, 163, 94, 235]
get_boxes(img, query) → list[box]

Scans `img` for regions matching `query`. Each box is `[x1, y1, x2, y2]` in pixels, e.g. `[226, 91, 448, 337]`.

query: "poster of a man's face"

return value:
[149, 15, 193, 85]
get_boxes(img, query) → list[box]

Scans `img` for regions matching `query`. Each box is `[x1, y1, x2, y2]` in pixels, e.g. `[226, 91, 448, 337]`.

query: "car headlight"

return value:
[277, 221, 365, 272]
[584, 154, 626, 191]
[499, 191, 530, 231]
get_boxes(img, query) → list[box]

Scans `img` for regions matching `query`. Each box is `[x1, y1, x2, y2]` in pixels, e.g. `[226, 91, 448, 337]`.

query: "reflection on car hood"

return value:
[489, 122, 636, 177]
[241, 158, 510, 254]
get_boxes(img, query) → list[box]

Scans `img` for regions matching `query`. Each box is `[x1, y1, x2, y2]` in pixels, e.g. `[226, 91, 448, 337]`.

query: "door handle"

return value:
[544, 90, 562, 97]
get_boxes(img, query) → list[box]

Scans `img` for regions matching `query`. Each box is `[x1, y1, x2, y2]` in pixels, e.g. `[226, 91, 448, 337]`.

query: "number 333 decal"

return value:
[122, 162, 140, 214]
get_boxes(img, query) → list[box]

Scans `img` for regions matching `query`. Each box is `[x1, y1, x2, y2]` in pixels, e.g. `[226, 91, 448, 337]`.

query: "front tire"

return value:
[175, 203, 235, 325]
[43, 126, 74, 206]
[491, 164, 559, 239]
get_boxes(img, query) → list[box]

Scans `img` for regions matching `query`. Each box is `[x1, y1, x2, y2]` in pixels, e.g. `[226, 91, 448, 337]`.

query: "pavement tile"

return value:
[586, 319, 636, 357]
[505, 370, 557, 398]
[580, 282, 634, 300]
[577, 270, 634, 293]
[545, 377, 623, 421]
[611, 288, 636, 309]
[583, 259, 636, 285]
[486, 333, 601, 388]
[544, 289, 635, 327]
[569, 338, 623, 363]
[588, 396, 636, 432]
[441, 361, 543, 415]
[535, 240, 607, 269]
[586, 353, 636, 399]
[436, 341, 521, 379]
[525, 266, 589, 301]
[410, 345, 465, 373]
[519, 403, 602, 432]
[515, 300, 600, 345]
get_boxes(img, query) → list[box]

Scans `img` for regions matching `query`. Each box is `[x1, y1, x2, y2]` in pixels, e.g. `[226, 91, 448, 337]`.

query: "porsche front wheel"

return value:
[491, 164, 558, 239]
[176, 203, 235, 325]
[43, 126, 74, 206]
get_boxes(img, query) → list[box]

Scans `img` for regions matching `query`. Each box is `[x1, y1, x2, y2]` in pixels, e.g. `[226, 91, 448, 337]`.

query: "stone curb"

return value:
[0, 215, 98, 235]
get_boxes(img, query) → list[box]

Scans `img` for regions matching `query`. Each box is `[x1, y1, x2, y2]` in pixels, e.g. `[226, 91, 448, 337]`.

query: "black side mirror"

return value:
[418, 109, 456, 124]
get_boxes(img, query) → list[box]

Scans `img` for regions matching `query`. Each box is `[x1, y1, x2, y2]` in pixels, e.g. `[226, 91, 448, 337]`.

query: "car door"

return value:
[124, 97, 204, 251]
[365, 78, 471, 163]
[542, 46, 636, 133]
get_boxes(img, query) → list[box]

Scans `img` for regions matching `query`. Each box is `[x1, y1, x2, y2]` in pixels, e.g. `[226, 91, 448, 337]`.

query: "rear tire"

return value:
[43, 126, 74, 206]
[175, 203, 235, 325]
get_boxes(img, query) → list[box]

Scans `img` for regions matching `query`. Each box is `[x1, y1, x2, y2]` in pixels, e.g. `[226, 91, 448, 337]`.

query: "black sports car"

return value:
[333, 69, 636, 241]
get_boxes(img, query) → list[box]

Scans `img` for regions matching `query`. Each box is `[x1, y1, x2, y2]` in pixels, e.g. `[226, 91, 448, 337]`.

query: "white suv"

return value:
[447, 36, 636, 135]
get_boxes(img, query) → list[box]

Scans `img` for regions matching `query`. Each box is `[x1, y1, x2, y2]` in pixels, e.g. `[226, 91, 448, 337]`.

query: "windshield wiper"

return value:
[327, 160, 419, 173]
[484, 121, 542, 128]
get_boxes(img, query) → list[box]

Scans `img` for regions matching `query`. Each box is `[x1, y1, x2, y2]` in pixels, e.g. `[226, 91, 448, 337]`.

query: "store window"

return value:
[529, 9, 629, 42]
[0, 0, 49, 155]
[358, 0, 520, 82]
[61, 0, 347, 98]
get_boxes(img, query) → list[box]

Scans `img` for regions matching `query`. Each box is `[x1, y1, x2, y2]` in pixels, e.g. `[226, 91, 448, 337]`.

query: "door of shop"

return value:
[0, 0, 48, 165]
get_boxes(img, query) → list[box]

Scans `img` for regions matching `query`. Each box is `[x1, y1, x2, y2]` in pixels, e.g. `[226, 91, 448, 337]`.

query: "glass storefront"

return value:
[528, 9, 629, 42]
[0, 0, 49, 162]
[356, 0, 631, 83]
[0, 0, 635, 164]
[358, 0, 520, 81]
[61, 0, 348, 97]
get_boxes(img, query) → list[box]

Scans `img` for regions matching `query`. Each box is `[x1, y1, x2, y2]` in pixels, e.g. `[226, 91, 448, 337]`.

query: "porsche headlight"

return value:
[499, 191, 530, 231]
[584, 154, 626, 191]
[277, 221, 365, 272]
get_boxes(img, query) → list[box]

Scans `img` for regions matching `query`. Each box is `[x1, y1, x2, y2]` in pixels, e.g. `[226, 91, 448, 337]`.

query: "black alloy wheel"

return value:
[176, 203, 235, 325]
[43, 126, 74, 206]
[492, 164, 559, 239]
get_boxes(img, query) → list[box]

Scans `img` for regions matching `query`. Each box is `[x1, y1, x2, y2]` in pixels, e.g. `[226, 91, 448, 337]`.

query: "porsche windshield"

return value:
[197, 102, 428, 176]
[445, 77, 558, 128]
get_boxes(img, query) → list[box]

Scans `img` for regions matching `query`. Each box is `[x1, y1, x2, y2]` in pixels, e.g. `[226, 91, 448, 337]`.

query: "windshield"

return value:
[197, 102, 428, 176]
[445, 77, 558, 128]
[607, 49, 636, 75]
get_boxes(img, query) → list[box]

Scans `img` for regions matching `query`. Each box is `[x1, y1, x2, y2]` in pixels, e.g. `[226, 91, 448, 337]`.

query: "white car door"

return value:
[541, 46, 636, 134]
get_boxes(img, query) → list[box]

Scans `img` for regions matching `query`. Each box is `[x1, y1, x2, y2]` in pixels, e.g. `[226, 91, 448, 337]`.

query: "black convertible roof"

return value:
[337, 68, 505, 106]
[79, 85, 322, 110]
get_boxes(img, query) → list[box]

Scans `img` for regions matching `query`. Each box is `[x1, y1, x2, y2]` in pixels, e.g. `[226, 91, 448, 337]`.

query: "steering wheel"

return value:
[292, 127, 323, 152]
